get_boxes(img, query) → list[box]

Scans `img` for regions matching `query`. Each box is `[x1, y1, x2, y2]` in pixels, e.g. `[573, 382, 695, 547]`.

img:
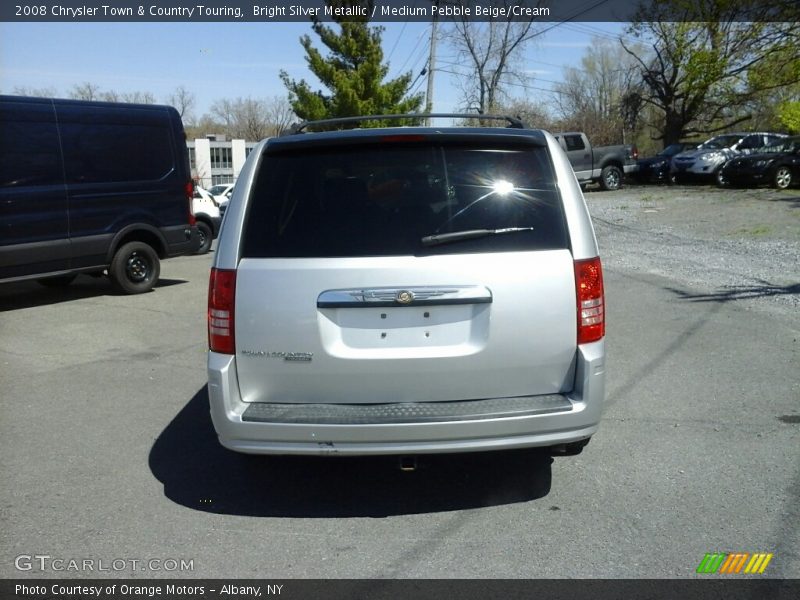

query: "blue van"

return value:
[0, 95, 199, 294]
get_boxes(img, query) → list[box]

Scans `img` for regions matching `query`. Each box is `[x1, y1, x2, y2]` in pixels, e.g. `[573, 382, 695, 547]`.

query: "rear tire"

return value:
[715, 167, 729, 187]
[37, 274, 77, 288]
[773, 166, 792, 190]
[109, 241, 160, 294]
[195, 221, 213, 254]
[600, 166, 622, 191]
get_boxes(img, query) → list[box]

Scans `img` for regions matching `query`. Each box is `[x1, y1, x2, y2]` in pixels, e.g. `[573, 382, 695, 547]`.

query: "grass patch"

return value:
[734, 225, 772, 236]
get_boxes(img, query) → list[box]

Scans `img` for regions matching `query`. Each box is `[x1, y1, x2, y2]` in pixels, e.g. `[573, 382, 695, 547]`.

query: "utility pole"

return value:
[425, 2, 439, 126]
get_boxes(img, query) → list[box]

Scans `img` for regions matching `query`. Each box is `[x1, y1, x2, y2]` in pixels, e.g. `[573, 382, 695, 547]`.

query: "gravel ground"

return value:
[586, 183, 800, 317]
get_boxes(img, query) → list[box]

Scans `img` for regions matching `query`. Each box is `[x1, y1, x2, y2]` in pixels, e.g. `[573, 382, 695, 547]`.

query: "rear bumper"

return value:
[623, 163, 639, 174]
[206, 340, 606, 456]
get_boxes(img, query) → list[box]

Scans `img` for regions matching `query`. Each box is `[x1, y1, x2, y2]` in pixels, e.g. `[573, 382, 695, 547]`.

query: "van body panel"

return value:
[0, 95, 198, 285]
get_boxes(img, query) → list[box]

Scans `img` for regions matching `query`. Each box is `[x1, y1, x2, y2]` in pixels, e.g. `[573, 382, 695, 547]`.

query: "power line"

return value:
[385, 0, 416, 63]
[395, 24, 429, 75]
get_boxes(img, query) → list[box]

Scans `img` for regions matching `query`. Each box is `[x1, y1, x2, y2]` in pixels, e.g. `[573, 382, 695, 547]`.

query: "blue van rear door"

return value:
[0, 98, 69, 279]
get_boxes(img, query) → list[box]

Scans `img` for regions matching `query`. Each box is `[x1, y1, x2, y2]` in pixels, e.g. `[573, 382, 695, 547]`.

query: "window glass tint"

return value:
[242, 143, 567, 258]
[0, 109, 62, 187]
[701, 135, 741, 149]
[60, 119, 174, 184]
[564, 135, 585, 151]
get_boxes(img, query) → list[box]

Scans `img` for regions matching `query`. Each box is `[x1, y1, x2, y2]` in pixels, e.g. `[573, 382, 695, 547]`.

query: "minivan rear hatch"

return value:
[234, 136, 577, 405]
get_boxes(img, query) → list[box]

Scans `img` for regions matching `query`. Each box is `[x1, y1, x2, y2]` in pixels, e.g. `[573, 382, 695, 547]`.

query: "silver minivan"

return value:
[207, 115, 606, 457]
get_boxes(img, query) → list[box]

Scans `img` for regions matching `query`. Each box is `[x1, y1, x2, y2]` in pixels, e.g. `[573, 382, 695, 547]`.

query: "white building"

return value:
[187, 136, 258, 189]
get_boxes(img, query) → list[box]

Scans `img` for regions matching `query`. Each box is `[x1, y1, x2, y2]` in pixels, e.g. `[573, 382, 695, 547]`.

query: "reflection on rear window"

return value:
[242, 143, 568, 258]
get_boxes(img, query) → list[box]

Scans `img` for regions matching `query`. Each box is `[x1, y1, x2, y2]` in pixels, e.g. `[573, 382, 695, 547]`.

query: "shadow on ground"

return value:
[149, 388, 553, 518]
[0, 276, 187, 311]
[666, 281, 800, 304]
[767, 193, 800, 208]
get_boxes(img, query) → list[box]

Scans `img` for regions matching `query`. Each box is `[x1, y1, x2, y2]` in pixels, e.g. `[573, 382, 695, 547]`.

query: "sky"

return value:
[0, 19, 627, 120]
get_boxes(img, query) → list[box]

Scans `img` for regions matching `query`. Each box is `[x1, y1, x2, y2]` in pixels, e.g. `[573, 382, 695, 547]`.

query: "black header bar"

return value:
[1, 0, 796, 23]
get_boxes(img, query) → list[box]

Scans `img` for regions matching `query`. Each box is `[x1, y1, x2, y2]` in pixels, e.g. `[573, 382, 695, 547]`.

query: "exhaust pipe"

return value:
[398, 456, 417, 472]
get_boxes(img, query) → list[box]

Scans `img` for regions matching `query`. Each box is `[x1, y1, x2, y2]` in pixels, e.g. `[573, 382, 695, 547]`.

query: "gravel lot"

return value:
[587, 183, 800, 317]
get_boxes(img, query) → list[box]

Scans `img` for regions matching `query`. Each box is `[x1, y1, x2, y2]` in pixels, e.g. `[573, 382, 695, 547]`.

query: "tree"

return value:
[554, 38, 645, 145]
[280, 0, 423, 125]
[623, 0, 800, 145]
[446, 0, 542, 114]
[69, 82, 102, 101]
[210, 97, 274, 140]
[778, 101, 800, 133]
[263, 95, 296, 136]
[166, 86, 197, 125]
[11, 85, 58, 97]
[494, 98, 556, 130]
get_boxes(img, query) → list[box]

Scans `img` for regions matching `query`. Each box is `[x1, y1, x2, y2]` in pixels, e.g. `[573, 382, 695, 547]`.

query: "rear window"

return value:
[242, 143, 568, 258]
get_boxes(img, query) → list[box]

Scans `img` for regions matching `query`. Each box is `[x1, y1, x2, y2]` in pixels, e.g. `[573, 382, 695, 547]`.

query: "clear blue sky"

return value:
[0, 20, 626, 119]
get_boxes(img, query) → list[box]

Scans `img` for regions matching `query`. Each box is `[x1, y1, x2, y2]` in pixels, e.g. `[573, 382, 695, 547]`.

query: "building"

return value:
[187, 136, 258, 189]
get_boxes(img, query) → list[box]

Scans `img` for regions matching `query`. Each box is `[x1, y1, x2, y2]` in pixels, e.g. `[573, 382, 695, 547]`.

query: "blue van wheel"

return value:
[110, 241, 160, 294]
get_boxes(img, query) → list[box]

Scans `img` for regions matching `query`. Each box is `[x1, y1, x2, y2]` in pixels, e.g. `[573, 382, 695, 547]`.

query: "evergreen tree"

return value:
[280, 1, 424, 127]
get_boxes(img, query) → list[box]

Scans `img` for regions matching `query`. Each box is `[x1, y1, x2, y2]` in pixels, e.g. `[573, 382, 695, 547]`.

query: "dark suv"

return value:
[0, 95, 199, 293]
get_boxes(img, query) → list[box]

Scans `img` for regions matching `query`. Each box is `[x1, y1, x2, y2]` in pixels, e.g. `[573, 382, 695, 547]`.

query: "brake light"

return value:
[208, 268, 236, 354]
[631, 145, 639, 160]
[574, 257, 605, 344]
[185, 180, 196, 226]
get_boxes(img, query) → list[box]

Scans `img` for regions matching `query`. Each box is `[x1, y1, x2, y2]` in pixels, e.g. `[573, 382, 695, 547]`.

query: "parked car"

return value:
[192, 187, 222, 254]
[718, 135, 800, 189]
[633, 142, 697, 183]
[207, 183, 234, 212]
[671, 132, 787, 184]
[554, 131, 638, 191]
[207, 114, 606, 458]
[0, 95, 199, 293]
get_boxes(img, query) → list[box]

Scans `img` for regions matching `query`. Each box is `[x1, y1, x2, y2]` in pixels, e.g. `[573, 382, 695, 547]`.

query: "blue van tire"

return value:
[195, 221, 213, 254]
[109, 241, 160, 294]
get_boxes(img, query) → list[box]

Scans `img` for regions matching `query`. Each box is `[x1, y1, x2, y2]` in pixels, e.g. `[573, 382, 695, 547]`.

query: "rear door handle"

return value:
[317, 286, 493, 308]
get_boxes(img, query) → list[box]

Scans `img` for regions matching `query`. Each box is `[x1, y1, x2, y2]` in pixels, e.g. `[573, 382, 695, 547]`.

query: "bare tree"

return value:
[11, 85, 58, 97]
[101, 90, 120, 102]
[119, 91, 156, 104]
[495, 98, 556, 130]
[264, 96, 296, 136]
[554, 38, 644, 145]
[445, 0, 542, 114]
[166, 86, 197, 125]
[69, 82, 102, 100]
[210, 98, 267, 140]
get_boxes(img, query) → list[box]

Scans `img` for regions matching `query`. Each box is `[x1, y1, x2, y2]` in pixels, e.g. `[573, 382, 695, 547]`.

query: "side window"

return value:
[59, 109, 175, 184]
[738, 135, 761, 151]
[564, 135, 585, 152]
[0, 106, 63, 187]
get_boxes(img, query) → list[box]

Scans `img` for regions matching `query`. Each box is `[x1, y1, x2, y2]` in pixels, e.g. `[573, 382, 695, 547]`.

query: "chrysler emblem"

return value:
[395, 290, 415, 304]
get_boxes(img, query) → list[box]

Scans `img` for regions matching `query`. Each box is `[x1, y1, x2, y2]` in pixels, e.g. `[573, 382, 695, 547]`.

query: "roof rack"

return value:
[284, 113, 528, 135]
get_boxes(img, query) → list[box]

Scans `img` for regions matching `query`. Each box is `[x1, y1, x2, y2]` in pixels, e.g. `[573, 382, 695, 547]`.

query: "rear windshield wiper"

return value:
[421, 227, 535, 247]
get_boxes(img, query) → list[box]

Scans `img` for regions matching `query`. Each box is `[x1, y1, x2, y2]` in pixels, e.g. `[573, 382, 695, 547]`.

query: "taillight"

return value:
[185, 181, 196, 226]
[574, 257, 605, 344]
[631, 146, 639, 160]
[208, 268, 236, 354]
